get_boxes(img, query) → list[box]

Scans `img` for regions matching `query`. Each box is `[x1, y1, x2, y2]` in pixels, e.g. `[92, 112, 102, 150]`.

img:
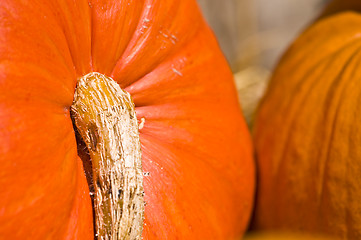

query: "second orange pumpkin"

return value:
[253, 1, 361, 239]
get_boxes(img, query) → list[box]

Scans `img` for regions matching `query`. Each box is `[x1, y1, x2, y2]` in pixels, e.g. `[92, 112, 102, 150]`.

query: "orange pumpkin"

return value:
[244, 232, 335, 240]
[253, 1, 361, 239]
[0, 0, 254, 239]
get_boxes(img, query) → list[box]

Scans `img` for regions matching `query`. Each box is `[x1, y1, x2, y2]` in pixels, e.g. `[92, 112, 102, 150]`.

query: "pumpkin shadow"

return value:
[71, 118, 97, 238]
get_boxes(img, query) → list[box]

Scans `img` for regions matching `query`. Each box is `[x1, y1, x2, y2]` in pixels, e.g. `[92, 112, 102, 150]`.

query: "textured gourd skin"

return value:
[245, 232, 335, 240]
[253, 1, 361, 239]
[0, 0, 254, 239]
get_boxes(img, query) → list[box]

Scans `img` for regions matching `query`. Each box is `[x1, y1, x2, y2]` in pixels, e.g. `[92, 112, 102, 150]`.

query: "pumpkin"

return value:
[0, 0, 255, 239]
[244, 232, 335, 240]
[253, 1, 361, 239]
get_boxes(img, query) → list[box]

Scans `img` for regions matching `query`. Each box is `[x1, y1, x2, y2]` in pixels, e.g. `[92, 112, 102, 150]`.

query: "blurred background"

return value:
[197, 0, 331, 71]
[197, 0, 331, 124]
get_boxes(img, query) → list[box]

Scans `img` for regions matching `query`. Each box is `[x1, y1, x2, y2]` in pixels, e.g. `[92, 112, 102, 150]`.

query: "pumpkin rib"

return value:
[260, 38, 361, 189]
[138, 118, 246, 176]
[318, 44, 361, 208]
[90, 0, 144, 75]
[261, 47, 353, 125]
[139, 126, 221, 175]
[263, 55, 336, 197]
[125, 26, 229, 109]
[0, 63, 75, 107]
[48, 1, 81, 75]
[49, 0, 92, 76]
[110, 1, 204, 88]
[0, 105, 84, 238]
[2, 0, 79, 74]
[275, 41, 361, 207]
[317, 47, 361, 238]
[136, 118, 252, 239]
[343, 70, 361, 237]
[139, 133, 250, 239]
[265, 30, 361, 98]
[0, 1, 88, 107]
[265, 12, 361, 93]
[256, 40, 361, 230]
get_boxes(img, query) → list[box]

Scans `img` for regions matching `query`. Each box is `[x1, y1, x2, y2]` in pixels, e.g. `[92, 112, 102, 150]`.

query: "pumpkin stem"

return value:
[71, 72, 144, 240]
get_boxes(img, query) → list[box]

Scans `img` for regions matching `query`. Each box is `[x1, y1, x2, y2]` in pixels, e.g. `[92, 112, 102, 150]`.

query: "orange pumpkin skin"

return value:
[253, 3, 361, 239]
[244, 232, 336, 240]
[0, 0, 255, 239]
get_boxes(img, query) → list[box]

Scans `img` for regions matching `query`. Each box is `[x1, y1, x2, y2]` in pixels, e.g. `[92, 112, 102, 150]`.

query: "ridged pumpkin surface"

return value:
[0, 0, 254, 239]
[253, 3, 361, 239]
[245, 232, 335, 240]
